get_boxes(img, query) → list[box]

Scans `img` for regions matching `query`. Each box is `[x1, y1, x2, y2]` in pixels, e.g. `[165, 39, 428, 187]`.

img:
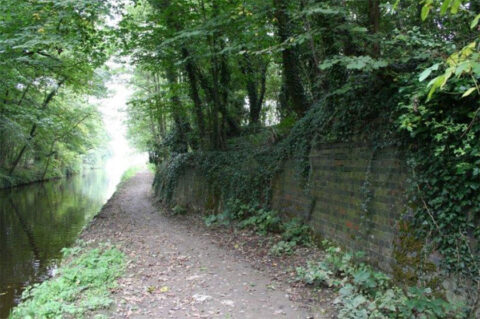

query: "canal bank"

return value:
[0, 167, 122, 318]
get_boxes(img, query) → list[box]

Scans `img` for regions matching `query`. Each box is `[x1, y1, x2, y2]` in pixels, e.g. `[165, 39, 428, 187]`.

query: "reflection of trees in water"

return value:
[0, 169, 113, 318]
[8, 199, 41, 265]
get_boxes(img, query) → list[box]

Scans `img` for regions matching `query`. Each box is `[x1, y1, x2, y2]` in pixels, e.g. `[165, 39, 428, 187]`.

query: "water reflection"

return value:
[0, 168, 118, 318]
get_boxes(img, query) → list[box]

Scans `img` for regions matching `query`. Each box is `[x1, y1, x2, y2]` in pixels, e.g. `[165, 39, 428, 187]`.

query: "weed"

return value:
[281, 219, 311, 246]
[10, 244, 125, 318]
[172, 205, 187, 216]
[269, 241, 296, 256]
[238, 209, 282, 234]
[204, 200, 312, 255]
[296, 242, 468, 318]
[120, 165, 144, 183]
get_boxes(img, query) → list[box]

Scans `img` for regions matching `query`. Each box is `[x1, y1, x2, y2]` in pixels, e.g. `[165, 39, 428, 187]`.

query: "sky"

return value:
[95, 60, 148, 193]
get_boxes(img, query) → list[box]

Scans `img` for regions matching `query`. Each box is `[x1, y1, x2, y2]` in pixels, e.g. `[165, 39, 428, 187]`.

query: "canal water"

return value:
[0, 168, 122, 318]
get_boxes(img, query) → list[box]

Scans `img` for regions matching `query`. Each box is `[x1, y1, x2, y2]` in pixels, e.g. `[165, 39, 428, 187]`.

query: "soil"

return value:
[80, 171, 336, 318]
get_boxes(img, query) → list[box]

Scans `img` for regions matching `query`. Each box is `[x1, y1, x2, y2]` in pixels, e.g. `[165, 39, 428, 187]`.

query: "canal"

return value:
[0, 167, 122, 318]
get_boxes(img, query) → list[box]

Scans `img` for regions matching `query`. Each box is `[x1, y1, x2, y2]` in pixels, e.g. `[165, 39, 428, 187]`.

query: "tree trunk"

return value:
[9, 79, 65, 175]
[165, 64, 190, 153]
[273, 0, 309, 117]
[368, 0, 380, 56]
[41, 142, 55, 180]
[181, 48, 206, 142]
[240, 53, 268, 125]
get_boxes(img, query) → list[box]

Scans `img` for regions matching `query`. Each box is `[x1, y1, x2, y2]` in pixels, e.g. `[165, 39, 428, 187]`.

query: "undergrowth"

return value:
[153, 74, 480, 286]
[296, 241, 470, 319]
[9, 243, 125, 319]
[153, 71, 480, 309]
[204, 199, 311, 256]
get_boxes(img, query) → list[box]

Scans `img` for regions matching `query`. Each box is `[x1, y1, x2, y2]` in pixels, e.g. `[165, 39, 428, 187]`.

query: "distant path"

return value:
[81, 171, 318, 318]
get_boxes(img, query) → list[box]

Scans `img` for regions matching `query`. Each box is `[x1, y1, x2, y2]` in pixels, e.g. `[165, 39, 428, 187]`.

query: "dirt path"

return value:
[81, 171, 327, 318]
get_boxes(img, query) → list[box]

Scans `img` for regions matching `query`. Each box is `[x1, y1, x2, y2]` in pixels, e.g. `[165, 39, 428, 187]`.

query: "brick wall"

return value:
[272, 143, 408, 271]
[171, 168, 218, 212]
[168, 142, 408, 272]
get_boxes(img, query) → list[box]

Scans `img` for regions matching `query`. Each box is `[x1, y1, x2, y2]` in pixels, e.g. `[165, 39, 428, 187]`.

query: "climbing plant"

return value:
[121, 0, 480, 310]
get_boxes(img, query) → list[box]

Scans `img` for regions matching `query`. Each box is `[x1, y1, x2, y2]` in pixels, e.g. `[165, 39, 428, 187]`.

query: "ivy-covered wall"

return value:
[164, 142, 409, 272]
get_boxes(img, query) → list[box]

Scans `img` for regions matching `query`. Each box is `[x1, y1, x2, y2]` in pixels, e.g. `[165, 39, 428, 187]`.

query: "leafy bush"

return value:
[296, 261, 334, 287]
[205, 200, 312, 255]
[172, 205, 187, 216]
[238, 209, 283, 234]
[296, 242, 468, 318]
[281, 219, 311, 246]
[269, 240, 297, 256]
[10, 244, 125, 318]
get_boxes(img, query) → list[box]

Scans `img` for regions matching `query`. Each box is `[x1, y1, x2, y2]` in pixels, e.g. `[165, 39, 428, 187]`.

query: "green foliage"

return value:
[238, 209, 283, 235]
[204, 200, 311, 255]
[128, 0, 480, 305]
[281, 219, 312, 246]
[205, 200, 283, 234]
[171, 205, 187, 216]
[296, 261, 334, 287]
[269, 240, 297, 256]
[10, 244, 125, 319]
[296, 242, 468, 318]
[0, 0, 112, 186]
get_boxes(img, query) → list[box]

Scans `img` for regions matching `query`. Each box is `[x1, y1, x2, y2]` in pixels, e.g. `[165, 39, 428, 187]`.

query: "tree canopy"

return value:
[0, 0, 113, 185]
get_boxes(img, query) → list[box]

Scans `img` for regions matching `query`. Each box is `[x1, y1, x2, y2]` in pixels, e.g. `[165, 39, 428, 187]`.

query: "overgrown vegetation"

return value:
[0, 0, 114, 187]
[297, 242, 470, 318]
[4, 0, 477, 315]
[130, 0, 480, 301]
[204, 199, 311, 256]
[9, 243, 125, 319]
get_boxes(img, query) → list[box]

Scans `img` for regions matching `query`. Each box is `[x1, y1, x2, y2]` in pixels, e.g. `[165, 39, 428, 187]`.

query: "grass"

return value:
[119, 165, 144, 183]
[9, 243, 125, 319]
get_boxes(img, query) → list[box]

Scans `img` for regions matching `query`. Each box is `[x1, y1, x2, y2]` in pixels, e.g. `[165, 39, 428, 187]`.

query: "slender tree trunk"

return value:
[165, 65, 189, 153]
[273, 0, 309, 117]
[181, 48, 206, 142]
[240, 53, 268, 125]
[8, 124, 37, 175]
[9, 79, 65, 175]
[17, 84, 30, 106]
[368, 0, 380, 56]
[41, 142, 55, 180]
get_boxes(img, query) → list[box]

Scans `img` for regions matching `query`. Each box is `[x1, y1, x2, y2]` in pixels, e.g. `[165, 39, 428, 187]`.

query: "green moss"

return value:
[392, 221, 439, 289]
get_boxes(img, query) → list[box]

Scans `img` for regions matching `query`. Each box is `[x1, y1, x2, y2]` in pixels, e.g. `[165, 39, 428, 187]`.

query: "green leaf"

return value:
[421, 1, 433, 21]
[440, 0, 451, 15]
[462, 87, 476, 98]
[352, 295, 367, 307]
[471, 13, 480, 29]
[427, 75, 445, 101]
[419, 63, 440, 82]
[393, 0, 401, 11]
[455, 61, 471, 76]
[450, 0, 461, 14]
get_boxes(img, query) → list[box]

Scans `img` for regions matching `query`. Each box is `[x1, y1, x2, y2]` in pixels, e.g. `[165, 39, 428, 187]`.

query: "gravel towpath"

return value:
[80, 171, 326, 318]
